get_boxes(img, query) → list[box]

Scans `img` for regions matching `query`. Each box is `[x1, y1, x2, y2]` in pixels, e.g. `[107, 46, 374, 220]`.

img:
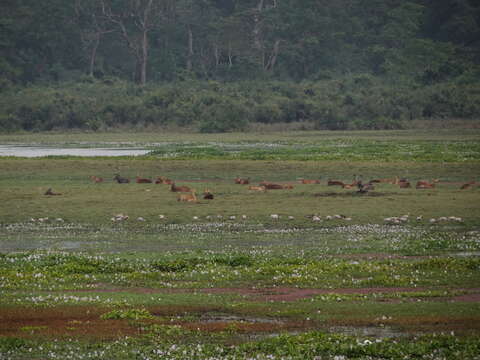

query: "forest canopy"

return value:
[1, 0, 479, 132]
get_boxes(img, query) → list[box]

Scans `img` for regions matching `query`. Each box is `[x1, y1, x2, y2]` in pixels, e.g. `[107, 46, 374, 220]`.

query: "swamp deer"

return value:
[259, 181, 286, 190]
[234, 177, 250, 184]
[155, 176, 173, 184]
[44, 188, 62, 196]
[299, 179, 321, 184]
[170, 183, 192, 192]
[113, 174, 130, 184]
[399, 179, 411, 188]
[460, 181, 476, 190]
[90, 175, 103, 183]
[136, 176, 153, 184]
[203, 189, 214, 200]
[327, 180, 345, 187]
[177, 190, 197, 203]
[416, 179, 439, 189]
[248, 185, 266, 192]
[369, 176, 399, 185]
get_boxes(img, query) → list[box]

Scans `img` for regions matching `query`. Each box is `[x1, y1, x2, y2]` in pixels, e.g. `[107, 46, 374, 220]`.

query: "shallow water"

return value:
[0, 145, 149, 157]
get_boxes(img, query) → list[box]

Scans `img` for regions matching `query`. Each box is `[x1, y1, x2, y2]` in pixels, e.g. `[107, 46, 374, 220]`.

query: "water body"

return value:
[0, 145, 150, 157]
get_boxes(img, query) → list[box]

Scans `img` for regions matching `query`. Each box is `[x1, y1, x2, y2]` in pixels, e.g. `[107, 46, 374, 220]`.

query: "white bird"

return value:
[193, 216, 199, 220]
[158, 215, 165, 219]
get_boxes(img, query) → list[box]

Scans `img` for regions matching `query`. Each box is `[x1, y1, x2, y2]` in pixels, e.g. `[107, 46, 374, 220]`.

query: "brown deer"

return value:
[44, 188, 62, 196]
[399, 179, 411, 188]
[113, 174, 130, 184]
[203, 189, 214, 200]
[299, 179, 321, 184]
[234, 177, 250, 184]
[327, 180, 345, 187]
[416, 179, 439, 189]
[90, 175, 104, 183]
[460, 181, 475, 190]
[177, 190, 197, 203]
[248, 185, 266, 192]
[155, 176, 173, 184]
[136, 176, 153, 184]
[369, 176, 399, 185]
[171, 183, 192, 192]
[259, 181, 285, 190]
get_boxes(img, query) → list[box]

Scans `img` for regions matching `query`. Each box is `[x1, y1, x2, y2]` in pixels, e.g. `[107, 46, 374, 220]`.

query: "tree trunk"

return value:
[187, 25, 194, 71]
[88, 32, 100, 77]
[140, 29, 148, 85]
[265, 39, 280, 71]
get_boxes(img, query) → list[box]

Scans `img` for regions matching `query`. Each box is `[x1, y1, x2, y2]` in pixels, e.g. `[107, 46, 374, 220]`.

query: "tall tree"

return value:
[101, 0, 173, 85]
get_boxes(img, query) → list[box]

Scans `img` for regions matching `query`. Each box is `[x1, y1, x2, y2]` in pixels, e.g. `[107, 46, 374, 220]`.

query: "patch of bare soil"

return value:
[0, 306, 139, 339]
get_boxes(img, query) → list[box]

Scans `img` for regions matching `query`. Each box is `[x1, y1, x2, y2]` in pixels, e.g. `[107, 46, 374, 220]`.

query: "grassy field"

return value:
[1, 130, 480, 359]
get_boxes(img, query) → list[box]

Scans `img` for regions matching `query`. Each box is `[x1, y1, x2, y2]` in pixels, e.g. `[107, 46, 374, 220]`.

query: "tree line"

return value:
[1, 0, 479, 131]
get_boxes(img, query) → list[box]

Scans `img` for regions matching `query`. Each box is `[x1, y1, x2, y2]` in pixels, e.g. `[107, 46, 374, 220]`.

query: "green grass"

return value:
[1, 130, 479, 359]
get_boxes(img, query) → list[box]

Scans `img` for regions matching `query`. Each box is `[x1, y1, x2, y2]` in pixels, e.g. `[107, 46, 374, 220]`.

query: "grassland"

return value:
[1, 130, 480, 359]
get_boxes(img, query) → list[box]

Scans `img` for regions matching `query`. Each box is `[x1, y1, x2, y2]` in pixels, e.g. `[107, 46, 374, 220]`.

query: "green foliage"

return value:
[100, 308, 153, 320]
[1, 79, 478, 132]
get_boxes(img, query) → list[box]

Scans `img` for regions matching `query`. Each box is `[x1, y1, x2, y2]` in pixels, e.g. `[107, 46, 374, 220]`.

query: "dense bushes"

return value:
[0, 77, 479, 133]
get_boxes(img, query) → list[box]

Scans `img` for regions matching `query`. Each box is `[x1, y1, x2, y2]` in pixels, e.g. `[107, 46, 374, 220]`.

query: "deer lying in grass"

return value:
[177, 190, 197, 203]
[155, 176, 173, 184]
[113, 174, 130, 183]
[136, 176, 152, 183]
[460, 181, 476, 189]
[44, 188, 62, 196]
[170, 183, 191, 192]
[260, 181, 293, 190]
[90, 175, 103, 183]
[234, 177, 250, 184]
[299, 179, 321, 184]
[399, 179, 411, 188]
[203, 189, 214, 200]
[369, 176, 399, 185]
[327, 180, 345, 186]
[248, 185, 266, 192]
[416, 179, 439, 189]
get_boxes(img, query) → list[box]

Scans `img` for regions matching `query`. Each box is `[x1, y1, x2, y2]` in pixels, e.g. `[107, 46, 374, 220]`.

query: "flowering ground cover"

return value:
[1, 130, 479, 359]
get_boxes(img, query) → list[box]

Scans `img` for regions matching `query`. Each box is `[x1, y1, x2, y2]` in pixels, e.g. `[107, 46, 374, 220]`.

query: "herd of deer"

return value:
[70, 174, 476, 201]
